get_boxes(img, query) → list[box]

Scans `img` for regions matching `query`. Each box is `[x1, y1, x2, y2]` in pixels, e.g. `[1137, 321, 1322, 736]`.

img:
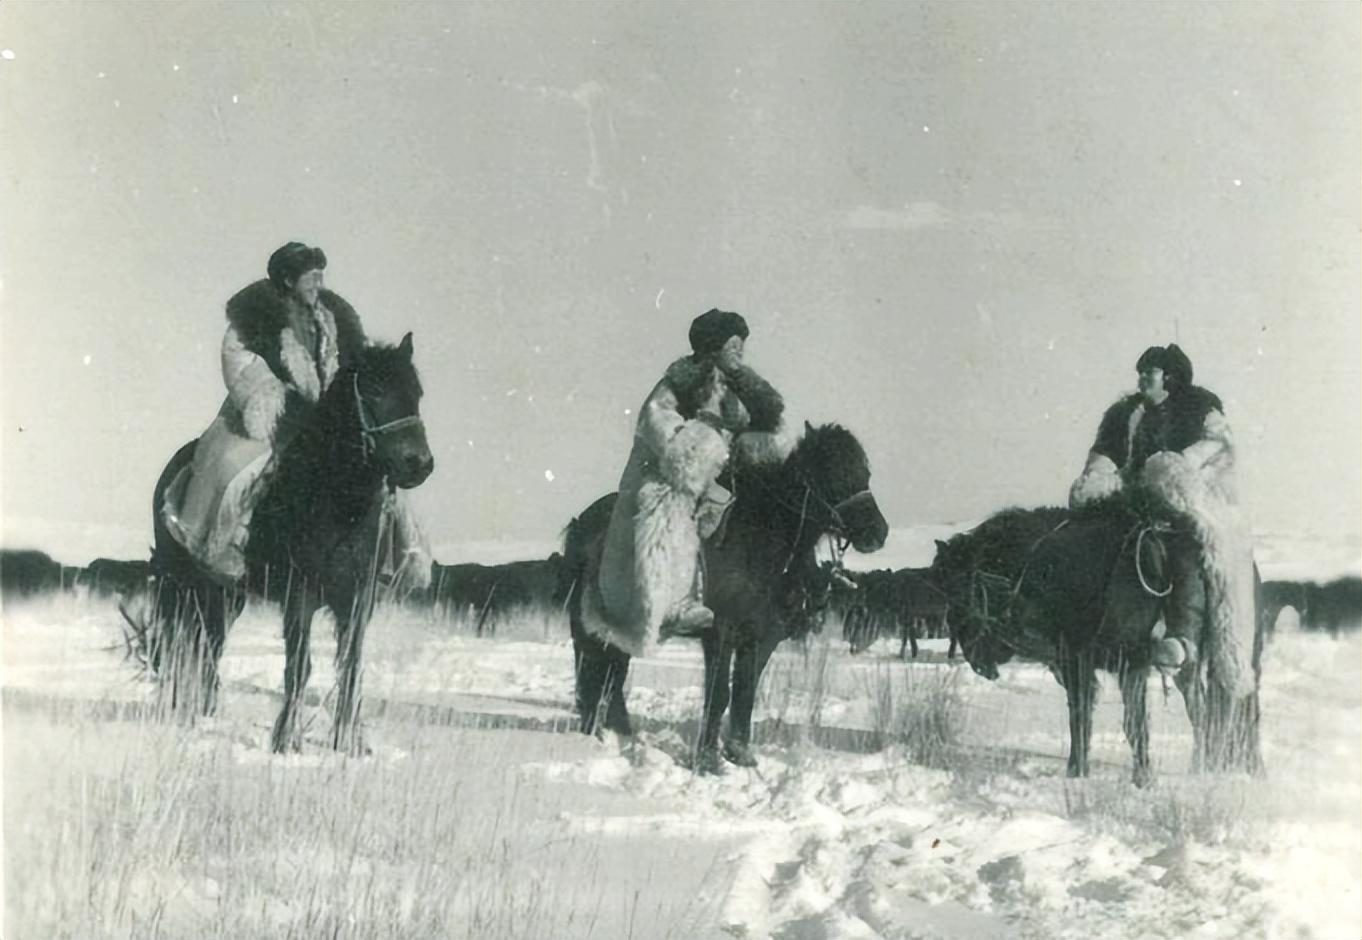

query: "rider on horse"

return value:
[594, 308, 787, 649]
[1069, 344, 1255, 693]
[161, 242, 430, 587]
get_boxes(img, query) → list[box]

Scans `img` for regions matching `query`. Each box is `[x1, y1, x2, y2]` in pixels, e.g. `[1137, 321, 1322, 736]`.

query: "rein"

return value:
[771, 477, 871, 575]
[730, 454, 874, 629]
[958, 520, 1070, 659]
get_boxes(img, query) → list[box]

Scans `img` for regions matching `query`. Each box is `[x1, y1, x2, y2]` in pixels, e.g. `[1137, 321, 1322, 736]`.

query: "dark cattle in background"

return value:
[892, 567, 954, 658]
[0, 549, 69, 597]
[425, 554, 565, 634]
[1, 549, 148, 600]
[1264, 576, 1362, 636]
[1305, 577, 1362, 635]
[837, 568, 896, 653]
[839, 567, 954, 659]
[77, 558, 153, 598]
[1261, 580, 1308, 634]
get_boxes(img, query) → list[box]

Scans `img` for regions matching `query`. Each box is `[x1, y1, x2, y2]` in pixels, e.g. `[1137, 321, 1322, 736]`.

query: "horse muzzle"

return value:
[390, 451, 434, 489]
[970, 660, 1000, 681]
[843, 494, 888, 554]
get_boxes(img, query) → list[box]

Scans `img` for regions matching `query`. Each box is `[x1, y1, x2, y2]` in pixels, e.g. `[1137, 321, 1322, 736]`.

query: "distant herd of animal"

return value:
[3, 545, 1359, 643]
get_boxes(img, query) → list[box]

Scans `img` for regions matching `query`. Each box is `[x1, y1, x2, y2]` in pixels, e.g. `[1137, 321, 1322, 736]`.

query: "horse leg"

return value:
[569, 599, 613, 735]
[1060, 651, 1096, 778]
[1175, 666, 1208, 773]
[573, 640, 607, 735]
[723, 635, 777, 768]
[197, 585, 238, 717]
[1229, 590, 1267, 776]
[1119, 664, 1153, 788]
[1232, 689, 1265, 776]
[271, 577, 318, 754]
[332, 585, 376, 757]
[697, 629, 733, 774]
[164, 583, 219, 719]
[600, 646, 634, 737]
[946, 616, 958, 660]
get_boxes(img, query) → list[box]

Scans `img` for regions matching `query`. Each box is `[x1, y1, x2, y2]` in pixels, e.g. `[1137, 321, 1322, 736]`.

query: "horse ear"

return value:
[934, 539, 948, 553]
[398, 332, 414, 358]
[804, 420, 814, 435]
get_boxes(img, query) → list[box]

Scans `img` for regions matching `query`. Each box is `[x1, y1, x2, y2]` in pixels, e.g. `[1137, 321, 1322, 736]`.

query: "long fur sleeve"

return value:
[1069, 452, 1123, 508]
[222, 326, 288, 442]
[637, 380, 731, 497]
[1182, 408, 1231, 469]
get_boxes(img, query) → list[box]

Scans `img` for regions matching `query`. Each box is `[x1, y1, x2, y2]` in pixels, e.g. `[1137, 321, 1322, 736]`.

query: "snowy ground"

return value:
[3, 564, 1359, 939]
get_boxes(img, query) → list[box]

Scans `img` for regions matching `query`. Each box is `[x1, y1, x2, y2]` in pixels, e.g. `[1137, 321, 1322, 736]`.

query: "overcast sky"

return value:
[1, 2, 1358, 560]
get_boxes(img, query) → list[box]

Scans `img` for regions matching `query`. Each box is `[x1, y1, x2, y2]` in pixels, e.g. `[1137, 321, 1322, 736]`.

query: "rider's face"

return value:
[716, 334, 745, 372]
[1138, 366, 1168, 403]
[289, 268, 324, 308]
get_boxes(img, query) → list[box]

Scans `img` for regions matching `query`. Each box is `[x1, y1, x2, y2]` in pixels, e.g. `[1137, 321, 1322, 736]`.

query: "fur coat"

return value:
[582, 356, 787, 655]
[220, 280, 367, 444]
[162, 281, 366, 580]
[1069, 386, 1255, 696]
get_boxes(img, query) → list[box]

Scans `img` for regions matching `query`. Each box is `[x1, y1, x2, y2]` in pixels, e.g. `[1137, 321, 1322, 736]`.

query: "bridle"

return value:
[353, 372, 422, 460]
[776, 474, 875, 576]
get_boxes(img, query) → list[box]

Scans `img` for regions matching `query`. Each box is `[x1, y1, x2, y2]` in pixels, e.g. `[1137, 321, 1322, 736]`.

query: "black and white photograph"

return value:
[1, 3, 1359, 937]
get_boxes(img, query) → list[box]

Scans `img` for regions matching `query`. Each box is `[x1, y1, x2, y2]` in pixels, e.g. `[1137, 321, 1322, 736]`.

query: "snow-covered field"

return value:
[3, 546, 1359, 940]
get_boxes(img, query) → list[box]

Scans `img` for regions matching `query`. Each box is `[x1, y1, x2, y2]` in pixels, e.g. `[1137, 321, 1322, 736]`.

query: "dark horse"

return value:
[148, 334, 433, 754]
[929, 495, 1264, 786]
[562, 422, 889, 774]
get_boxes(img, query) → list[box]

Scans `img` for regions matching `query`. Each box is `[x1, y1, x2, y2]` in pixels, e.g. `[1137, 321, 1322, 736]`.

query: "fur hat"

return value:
[1135, 343, 1193, 388]
[267, 242, 328, 290]
[688, 308, 749, 357]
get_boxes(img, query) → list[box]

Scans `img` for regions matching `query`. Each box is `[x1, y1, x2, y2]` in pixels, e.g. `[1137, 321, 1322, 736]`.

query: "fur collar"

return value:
[225, 280, 366, 397]
[661, 356, 785, 432]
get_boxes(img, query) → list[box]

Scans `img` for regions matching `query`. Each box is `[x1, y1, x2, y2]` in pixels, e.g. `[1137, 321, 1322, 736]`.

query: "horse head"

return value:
[788, 421, 888, 554]
[348, 332, 434, 489]
[928, 535, 1011, 680]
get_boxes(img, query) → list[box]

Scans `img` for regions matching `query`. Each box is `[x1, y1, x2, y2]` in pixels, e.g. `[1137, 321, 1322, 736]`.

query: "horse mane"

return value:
[724, 422, 869, 531]
[757, 423, 867, 493]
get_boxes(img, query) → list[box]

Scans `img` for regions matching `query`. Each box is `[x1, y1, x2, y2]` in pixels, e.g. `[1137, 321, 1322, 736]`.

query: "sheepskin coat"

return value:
[163, 281, 365, 579]
[1070, 386, 1255, 696]
[583, 356, 787, 655]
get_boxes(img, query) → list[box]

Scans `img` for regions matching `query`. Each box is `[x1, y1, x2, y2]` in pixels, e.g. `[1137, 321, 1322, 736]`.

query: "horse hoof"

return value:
[1132, 767, 1155, 789]
[694, 746, 726, 776]
[271, 735, 302, 755]
[722, 741, 758, 768]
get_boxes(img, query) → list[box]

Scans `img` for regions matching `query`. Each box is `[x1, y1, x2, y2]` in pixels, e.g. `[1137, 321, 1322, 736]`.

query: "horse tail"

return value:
[152, 438, 201, 577]
[555, 493, 620, 609]
[554, 516, 584, 609]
